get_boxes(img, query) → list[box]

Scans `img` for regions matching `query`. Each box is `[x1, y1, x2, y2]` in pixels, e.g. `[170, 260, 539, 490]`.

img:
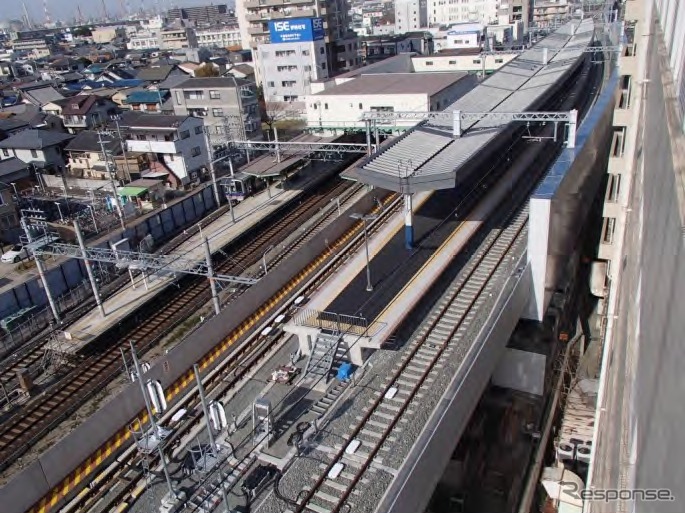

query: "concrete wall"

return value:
[623, 27, 685, 512]
[0, 187, 387, 513]
[0, 186, 216, 321]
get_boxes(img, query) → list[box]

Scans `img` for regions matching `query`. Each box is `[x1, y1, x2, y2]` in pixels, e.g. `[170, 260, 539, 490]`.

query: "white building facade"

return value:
[124, 115, 209, 186]
[196, 26, 242, 48]
[428, 0, 500, 26]
[395, 0, 428, 34]
[257, 18, 329, 102]
[259, 18, 331, 102]
[304, 72, 476, 133]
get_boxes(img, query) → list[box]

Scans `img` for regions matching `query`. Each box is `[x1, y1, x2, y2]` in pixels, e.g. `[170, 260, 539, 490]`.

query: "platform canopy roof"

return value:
[354, 19, 596, 194]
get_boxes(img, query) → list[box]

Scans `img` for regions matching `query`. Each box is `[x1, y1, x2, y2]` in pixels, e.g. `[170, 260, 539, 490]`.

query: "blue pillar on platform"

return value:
[404, 194, 414, 249]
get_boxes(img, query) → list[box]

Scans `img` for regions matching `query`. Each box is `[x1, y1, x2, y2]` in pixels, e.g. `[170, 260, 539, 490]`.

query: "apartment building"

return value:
[122, 113, 208, 187]
[196, 25, 243, 48]
[235, 0, 359, 84]
[127, 34, 160, 51]
[532, 0, 569, 27]
[170, 77, 262, 142]
[11, 38, 51, 59]
[160, 27, 199, 50]
[428, 0, 500, 26]
[395, 0, 428, 34]
[167, 4, 234, 26]
[258, 18, 332, 102]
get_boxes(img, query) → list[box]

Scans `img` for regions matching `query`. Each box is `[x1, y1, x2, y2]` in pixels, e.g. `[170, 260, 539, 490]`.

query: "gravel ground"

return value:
[250, 226, 527, 513]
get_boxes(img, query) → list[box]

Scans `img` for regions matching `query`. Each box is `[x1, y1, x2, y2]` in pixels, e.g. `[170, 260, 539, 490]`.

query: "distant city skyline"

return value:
[3, 0, 234, 25]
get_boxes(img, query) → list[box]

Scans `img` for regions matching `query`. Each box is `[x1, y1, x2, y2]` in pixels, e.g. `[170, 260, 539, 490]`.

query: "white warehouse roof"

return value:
[313, 72, 468, 97]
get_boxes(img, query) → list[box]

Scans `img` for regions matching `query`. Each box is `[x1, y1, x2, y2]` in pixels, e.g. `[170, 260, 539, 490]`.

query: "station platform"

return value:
[60, 167, 326, 353]
[286, 149, 532, 366]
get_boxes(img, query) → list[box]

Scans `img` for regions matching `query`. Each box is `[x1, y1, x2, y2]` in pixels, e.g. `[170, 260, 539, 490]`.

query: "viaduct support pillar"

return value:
[404, 193, 414, 250]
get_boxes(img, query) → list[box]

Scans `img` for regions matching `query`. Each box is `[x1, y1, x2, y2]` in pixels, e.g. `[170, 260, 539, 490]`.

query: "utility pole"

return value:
[97, 132, 126, 231]
[21, 217, 60, 323]
[74, 220, 105, 317]
[203, 128, 222, 209]
[111, 115, 133, 182]
[204, 237, 220, 315]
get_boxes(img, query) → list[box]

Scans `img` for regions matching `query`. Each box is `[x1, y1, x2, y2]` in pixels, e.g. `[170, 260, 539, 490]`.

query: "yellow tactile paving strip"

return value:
[28, 196, 393, 513]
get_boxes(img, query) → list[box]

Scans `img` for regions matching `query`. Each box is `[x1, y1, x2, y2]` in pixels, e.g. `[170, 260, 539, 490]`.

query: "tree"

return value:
[194, 63, 219, 78]
[261, 101, 289, 130]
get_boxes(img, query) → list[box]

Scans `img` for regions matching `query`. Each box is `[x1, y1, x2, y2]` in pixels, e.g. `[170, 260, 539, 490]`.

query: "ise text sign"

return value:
[269, 17, 324, 43]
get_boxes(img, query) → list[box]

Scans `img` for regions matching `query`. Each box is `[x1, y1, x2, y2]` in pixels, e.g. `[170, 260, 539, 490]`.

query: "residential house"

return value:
[170, 77, 261, 142]
[0, 61, 20, 79]
[0, 118, 31, 138]
[0, 129, 74, 190]
[65, 130, 148, 182]
[225, 63, 255, 80]
[120, 113, 209, 187]
[0, 158, 33, 236]
[123, 90, 170, 114]
[136, 64, 185, 84]
[57, 95, 118, 134]
[48, 57, 87, 74]
[14, 81, 65, 108]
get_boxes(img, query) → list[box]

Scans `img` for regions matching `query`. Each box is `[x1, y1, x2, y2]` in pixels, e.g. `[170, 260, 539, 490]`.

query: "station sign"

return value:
[269, 17, 325, 43]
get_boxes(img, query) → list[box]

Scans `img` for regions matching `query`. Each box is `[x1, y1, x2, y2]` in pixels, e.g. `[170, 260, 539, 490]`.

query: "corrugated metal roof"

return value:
[358, 18, 596, 192]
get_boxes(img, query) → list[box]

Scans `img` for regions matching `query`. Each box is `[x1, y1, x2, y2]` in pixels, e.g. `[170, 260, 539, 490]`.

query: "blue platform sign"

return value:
[269, 17, 325, 43]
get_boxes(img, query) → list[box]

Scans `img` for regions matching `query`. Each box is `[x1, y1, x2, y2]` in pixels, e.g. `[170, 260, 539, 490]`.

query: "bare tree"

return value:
[261, 101, 289, 130]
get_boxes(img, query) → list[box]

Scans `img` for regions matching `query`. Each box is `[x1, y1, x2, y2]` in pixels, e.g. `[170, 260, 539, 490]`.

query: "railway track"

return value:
[0, 177, 357, 473]
[293, 199, 529, 513]
[57, 193, 404, 513]
[0, 197, 238, 392]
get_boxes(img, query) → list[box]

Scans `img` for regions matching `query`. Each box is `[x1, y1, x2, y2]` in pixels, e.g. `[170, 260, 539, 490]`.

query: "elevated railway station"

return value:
[0, 13, 628, 513]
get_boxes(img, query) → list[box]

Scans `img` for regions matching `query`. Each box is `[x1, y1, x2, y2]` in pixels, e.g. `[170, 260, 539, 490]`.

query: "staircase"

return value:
[304, 331, 343, 384]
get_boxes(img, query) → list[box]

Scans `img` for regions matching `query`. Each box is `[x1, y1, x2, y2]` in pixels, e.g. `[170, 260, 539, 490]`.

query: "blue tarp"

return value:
[337, 362, 353, 381]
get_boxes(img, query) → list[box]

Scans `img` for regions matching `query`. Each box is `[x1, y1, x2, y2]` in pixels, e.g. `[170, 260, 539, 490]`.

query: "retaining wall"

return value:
[0, 186, 216, 321]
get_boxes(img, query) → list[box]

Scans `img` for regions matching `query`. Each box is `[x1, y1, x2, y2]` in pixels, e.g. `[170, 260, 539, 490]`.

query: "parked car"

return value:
[1, 244, 28, 263]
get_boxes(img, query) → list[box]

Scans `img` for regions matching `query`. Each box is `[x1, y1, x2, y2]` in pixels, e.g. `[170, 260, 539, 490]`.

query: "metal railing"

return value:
[293, 308, 386, 337]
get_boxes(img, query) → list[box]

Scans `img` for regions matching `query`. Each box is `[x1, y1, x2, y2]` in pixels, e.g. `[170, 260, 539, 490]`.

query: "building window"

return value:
[1, 149, 8, 157]
[601, 217, 616, 244]
[473, 59, 481, 64]
[267, 81, 275, 88]
[449, 60, 456, 65]
[320, 47, 325, 54]
[426, 61, 433, 66]
[302, 50, 310, 56]
[191, 146, 202, 157]
[180, 130, 190, 139]
[184, 90, 204, 100]
[606, 173, 622, 202]
[281, 80, 296, 87]
[495, 58, 503, 63]
[212, 108, 224, 117]
[275, 50, 296, 57]
[31, 149, 38, 158]
[195, 126, 203, 134]
[209, 90, 221, 99]
[277, 65, 298, 72]
[359, 103, 363, 110]
[324, 103, 328, 109]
